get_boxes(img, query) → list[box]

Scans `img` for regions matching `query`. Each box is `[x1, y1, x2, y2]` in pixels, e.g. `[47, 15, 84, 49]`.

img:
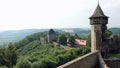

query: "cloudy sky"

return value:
[0, 0, 120, 31]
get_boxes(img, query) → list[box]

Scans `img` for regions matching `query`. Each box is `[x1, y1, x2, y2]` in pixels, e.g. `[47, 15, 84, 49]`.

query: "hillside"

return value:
[0, 28, 120, 46]
[0, 29, 48, 46]
[3, 32, 90, 68]
[0, 31, 89, 68]
[109, 28, 120, 35]
[0, 27, 119, 68]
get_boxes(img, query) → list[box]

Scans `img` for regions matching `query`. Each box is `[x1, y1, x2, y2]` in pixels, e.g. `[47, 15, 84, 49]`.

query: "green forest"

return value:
[0, 28, 119, 47]
[0, 32, 90, 68]
[0, 29, 115, 68]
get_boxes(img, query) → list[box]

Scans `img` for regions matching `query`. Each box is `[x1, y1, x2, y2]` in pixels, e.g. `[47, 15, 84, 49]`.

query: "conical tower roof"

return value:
[90, 4, 108, 18]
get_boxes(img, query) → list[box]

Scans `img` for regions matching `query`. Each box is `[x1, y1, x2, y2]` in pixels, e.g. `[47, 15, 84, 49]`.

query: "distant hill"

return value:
[0, 28, 89, 46]
[0, 29, 48, 46]
[0, 28, 119, 46]
[0, 31, 90, 68]
[109, 28, 120, 35]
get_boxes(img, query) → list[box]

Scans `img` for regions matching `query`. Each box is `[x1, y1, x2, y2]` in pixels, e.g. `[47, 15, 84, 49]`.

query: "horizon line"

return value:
[0, 27, 120, 32]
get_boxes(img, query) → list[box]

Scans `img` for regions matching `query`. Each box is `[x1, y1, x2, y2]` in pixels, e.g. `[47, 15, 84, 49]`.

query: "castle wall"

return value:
[40, 37, 46, 44]
[104, 58, 120, 68]
[57, 51, 106, 68]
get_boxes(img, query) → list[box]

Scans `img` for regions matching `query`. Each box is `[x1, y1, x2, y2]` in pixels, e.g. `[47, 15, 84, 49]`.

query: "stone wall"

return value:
[57, 51, 100, 68]
[104, 58, 120, 68]
[40, 37, 46, 44]
[98, 52, 109, 68]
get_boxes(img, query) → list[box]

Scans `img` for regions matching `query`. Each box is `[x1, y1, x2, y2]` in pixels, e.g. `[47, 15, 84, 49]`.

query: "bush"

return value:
[0, 43, 18, 67]
[16, 57, 31, 68]
[15, 39, 90, 68]
[0, 66, 8, 68]
[40, 59, 56, 68]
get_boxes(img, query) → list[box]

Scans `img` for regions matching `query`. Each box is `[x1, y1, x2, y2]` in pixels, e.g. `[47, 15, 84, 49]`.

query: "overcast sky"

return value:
[0, 0, 120, 31]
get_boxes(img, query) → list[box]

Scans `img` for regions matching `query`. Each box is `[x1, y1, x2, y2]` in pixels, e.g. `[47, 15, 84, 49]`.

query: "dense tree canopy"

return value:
[86, 34, 91, 47]
[0, 43, 18, 68]
[0, 32, 91, 68]
[105, 30, 112, 37]
[68, 36, 75, 47]
[58, 34, 67, 45]
[15, 32, 47, 49]
[16, 44, 90, 68]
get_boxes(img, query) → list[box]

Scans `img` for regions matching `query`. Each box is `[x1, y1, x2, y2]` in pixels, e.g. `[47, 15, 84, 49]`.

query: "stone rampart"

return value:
[98, 52, 109, 68]
[104, 58, 120, 68]
[57, 51, 100, 68]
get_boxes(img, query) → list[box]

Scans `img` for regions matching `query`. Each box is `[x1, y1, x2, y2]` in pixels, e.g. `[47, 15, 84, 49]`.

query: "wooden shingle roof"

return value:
[90, 4, 108, 18]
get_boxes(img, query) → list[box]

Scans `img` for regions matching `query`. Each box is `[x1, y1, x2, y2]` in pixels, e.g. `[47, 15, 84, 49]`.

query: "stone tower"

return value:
[89, 3, 108, 52]
[48, 29, 57, 43]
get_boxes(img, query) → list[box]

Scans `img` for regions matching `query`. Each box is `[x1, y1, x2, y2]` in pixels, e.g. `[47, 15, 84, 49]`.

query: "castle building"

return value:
[48, 29, 57, 43]
[89, 3, 108, 55]
[40, 37, 46, 44]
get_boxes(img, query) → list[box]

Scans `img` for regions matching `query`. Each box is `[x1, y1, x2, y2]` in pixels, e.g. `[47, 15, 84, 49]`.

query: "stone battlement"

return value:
[57, 50, 109, 68]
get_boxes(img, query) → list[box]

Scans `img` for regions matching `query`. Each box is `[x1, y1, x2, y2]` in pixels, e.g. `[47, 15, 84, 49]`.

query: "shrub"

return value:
[40, 59, 56, 68]
[16, 57, 31, 68]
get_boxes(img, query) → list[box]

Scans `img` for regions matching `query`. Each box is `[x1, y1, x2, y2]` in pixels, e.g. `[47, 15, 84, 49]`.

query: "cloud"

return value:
[101, 0, 120, 8]
[0, 0, 119, 31]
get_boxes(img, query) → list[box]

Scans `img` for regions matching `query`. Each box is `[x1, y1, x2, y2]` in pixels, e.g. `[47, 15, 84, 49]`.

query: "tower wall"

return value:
[91, 25, 102, 51]
[89, 3, 108, 54]
[48, 34, 57, 43]
[48, 29, 57, 43]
